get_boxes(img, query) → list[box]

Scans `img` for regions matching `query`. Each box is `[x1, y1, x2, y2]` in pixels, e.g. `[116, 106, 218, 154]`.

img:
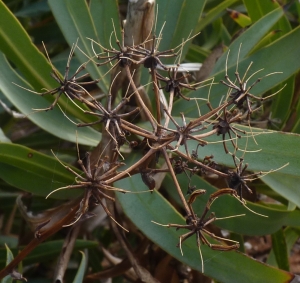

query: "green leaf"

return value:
[89, 0, 121, 48]
[284, 227, 300, 252]
[271, 229, 289, 271]
[0, 143, 82, 199]
[0, 240, 97, 268]
[243, 0, 292, 129]
[201, 18, 223, 50]
[72, 252, 86, 283]
[270, 75, 294, 129]
[243, 0, 279, 21]
[249, 30, 283, 54]
[1, 244, 14, 283]
[291, 98, 300, 133]
[163, 173, 300, 236]
[270, 227, 300, 268]
[140, 116, 300, 209]
[0, 52, 101, 146]
[4, 245, 13, 266]
[262, 173, 300, 210]
[213, 7, 284, 73]
[141, 118, 300, 178]
[48, 0, 110, 93]
[173, 25, 300, 115]
[185, 44, 209, 63]
[0, 1, 54, 91]
[156, 0, 206, 61]
[16, 131, 62, 149]
[116, 156, 294, 283]
[0, 129, 10, 143]
[195, 0, 239, 33]
[227, 9, 252, 28]
[190, 126, 300, 208]
[243, 0, 291, 35]
[0, 2, 89, 121]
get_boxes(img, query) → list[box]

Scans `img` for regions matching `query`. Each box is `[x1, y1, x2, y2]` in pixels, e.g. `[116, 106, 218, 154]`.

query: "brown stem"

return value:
[0, 200, 79, 279]
[124, 65, 157, 131]
[105, 148, 157, 184]
[187, 102, 229, 130]
[151, 68, 161, 126]
[107, 204, 160, 283]
[85, 238, 149, 281]
[168, 146, 229, 178]
[53, 224, 81, 283]
[164, 88, 174, 129]
[192, 128, 218, 139]
[162, 148, 191, 216]
[121, 119, 157, 140]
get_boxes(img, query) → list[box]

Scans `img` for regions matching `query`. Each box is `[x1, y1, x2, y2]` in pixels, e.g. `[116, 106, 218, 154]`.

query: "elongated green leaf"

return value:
[0, 2, 89, 121]
[213, 7, 284, 73]
[242, 1, 293, 131]
[174, 25, 300, 115]
[291, 98, 300, 133]
[195, 0, 238, 33]
[243, 0, 277, 21]
[204, 126, 299, 176]
[89, 0, 121, 48]
[262, 173, 300, 209]
[270, 75, 295, 129]
[1, 245, 13, 283]
[284, 227, 300, 252]
[169, 0, 206, 60]
[0, 1, 53, 91]
[249, 30, 283, 54]
[0, 53, 101, 146]
[48, 0, 110, 93]
[201, 18, 222, 50]
[72, 252, 86, 283]
[0, 143, 82, 199]
[0, 240, 97, 268]
[185, 43, 209, 63]
[116, 157, 294, 283]
[186, 126, 300, 208]
[267, 226, 297, 267]
[156, 0, 206, 62]
[4, 245, 13, 266]
[140, 115, 300, 208]
[243, 0, 292, 44]
[271, 229, 289, 271]
[163, 173, 300, 235]
[247, 0, 292, 54]
[17, 131, 63, 149]
[141, 118, 300, 178]
[220, 22, 232, 44]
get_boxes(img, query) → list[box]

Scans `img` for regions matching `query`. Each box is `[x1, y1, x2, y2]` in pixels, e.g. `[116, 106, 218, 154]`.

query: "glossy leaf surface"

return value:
[0, 53, 101, 146]
[0, 2, 90, 121]
[0, 143, 82, 199]
[116, 157, 294, 283]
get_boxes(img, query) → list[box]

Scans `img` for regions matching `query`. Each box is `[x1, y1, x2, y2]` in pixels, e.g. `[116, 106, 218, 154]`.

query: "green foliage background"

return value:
[0, 0, 300, 282]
